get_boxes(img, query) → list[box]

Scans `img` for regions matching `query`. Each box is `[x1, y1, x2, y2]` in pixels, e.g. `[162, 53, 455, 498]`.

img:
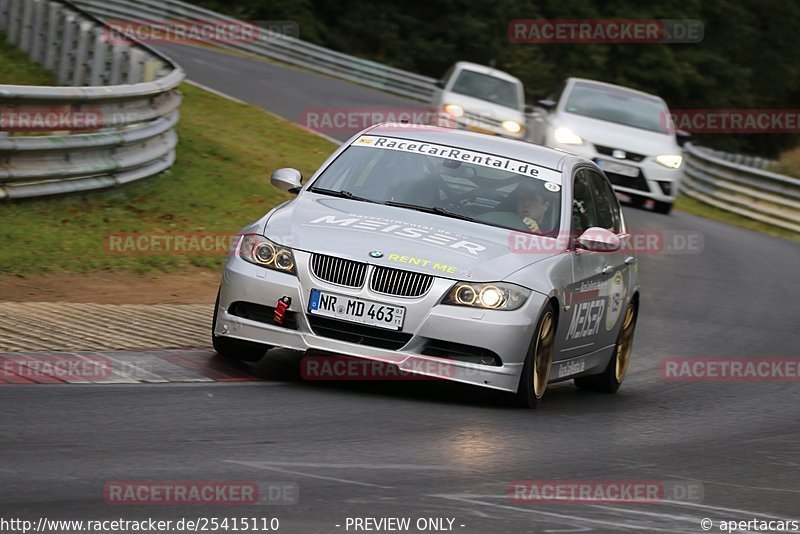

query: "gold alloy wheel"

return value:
[532, 310, 555, 398]
[614, 304, 636, 382]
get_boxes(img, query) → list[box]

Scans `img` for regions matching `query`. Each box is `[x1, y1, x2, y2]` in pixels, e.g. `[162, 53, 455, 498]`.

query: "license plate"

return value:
[308, 289, 405, 331]
[596, 159, 639, 177]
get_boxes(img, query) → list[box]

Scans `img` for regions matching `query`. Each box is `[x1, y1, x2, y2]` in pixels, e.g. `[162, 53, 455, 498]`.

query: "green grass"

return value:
[769, 145, 800, 179]
[0, 35, 56, 85]
[675, 195, 799, 242]
[0, 82, 335, 275]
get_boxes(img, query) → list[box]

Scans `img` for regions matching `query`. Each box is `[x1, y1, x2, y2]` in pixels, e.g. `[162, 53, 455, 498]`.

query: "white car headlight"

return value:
[554, 127, 583, 145]
[443, 282, 530, 310]
[238, 234, 296, 275]
[502, 120, 523, 134]
[655, 155, 683, 169]
[443, 104, 464, 118]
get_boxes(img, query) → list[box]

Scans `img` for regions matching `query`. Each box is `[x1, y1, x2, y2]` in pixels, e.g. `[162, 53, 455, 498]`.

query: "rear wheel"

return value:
[574, 302, 637, 393]
[211, 290, 270, 362]
[515, 303, 556, 408]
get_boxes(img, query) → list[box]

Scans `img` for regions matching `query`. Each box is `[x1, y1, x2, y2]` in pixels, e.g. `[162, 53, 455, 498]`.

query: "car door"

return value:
[585, 167, 635, 342]
[555, 168, 627, 358]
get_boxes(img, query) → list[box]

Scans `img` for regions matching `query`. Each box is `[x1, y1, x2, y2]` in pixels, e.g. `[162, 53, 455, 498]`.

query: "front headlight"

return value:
[553, 127, 583, 145]
[502, 120, 523, 134]
[238, 234, 296, 275]
[442, 281, 530, 311]
[443, 104, 464, 118]
[655, 154, 683, 169]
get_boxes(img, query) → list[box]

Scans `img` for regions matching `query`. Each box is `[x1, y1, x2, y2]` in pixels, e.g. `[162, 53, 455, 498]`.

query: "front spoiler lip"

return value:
[216, 308, 523, 393]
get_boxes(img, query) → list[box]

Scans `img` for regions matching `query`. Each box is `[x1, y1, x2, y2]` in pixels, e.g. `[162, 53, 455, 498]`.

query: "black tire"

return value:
[515, 302, 556, 409]
[574, 301, 637, 393]
[653, 201, 673, 215]
[211, 290, 270, 362]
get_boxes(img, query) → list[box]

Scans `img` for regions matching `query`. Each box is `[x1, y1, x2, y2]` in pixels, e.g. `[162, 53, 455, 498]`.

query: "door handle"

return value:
[625, 256, 635, 265]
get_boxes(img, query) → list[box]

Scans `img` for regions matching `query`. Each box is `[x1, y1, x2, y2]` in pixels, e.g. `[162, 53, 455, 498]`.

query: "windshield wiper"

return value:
[308, 188, 381, 204]
[384, 201, 477, 223]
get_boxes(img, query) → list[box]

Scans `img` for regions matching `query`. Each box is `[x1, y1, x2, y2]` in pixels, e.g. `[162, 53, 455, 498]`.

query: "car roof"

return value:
[452, 61, 522, 85]
[363, 123, 571, 171]
[565, 77, 665, 103]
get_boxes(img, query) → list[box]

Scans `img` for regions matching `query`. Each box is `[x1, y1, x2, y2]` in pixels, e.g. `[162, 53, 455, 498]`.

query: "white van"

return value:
[529, 78, 688, 214]
[430, 62, 532, 141]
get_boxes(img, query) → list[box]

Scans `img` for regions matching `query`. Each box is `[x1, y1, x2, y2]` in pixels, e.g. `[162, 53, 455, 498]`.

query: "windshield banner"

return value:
[353, 135, 560, 185]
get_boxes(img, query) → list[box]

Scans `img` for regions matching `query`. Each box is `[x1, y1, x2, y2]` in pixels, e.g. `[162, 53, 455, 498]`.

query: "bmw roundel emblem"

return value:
[369, 250, 383, 258]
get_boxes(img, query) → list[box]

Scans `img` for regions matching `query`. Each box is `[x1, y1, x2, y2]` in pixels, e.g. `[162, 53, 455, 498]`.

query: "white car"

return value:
[430, 61, 531, 141]
[212, 124, 641, 408]
[529, 78, 687, 214]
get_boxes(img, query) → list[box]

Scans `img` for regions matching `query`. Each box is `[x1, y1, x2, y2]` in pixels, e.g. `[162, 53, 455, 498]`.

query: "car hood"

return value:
[557, 112, 679, 155]
[442, 92, 525, 122]
[261, 194, 559, 283]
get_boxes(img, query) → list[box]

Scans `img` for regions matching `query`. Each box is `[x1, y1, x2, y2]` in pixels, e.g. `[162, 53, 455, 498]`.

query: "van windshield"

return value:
[450, 70, 521, 110]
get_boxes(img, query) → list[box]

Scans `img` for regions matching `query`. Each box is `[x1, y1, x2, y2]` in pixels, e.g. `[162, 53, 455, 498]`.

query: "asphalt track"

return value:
[1, 43, 799, 533]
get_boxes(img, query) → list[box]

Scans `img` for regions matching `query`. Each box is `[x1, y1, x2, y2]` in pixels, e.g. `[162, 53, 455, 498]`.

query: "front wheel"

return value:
[515, 303, 556, 408]
[653, 200, 673, 215]
[211, 290, 271, 362]
[574, 302, 637, 393]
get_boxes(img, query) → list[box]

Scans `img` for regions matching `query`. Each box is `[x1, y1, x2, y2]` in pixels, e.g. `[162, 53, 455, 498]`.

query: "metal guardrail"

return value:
[701, 147, 776, 170]
[681, 143, 800, 233]
[71, 0, 438, 101]
[0, 0, 184, 200]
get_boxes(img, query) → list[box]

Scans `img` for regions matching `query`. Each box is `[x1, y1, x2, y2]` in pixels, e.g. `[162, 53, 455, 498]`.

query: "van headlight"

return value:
[655, 155, 683, 169]
[238, 234, 296, 275]
[553, 127, 583, 145]
[502, 120, 523, 134]
[443, 282, 530, 310]
[443, 104, 464, 118]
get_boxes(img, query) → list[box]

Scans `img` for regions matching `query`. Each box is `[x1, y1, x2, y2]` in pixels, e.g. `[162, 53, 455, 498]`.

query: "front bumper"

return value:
[433, 113, 526, 141]
[215, 250, 548, 393]
[546, 137, 684, 204]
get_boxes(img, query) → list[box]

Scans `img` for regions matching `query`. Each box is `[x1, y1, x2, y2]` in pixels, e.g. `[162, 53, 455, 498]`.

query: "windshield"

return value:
[450, 69, 521, 110]
[308, 136, 562, 235]
[564, 82, 669, 133]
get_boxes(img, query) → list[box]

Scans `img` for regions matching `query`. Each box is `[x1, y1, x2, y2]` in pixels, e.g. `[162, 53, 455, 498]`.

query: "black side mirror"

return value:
[537, 99, 556, 111]
[676, 129, 691, 147]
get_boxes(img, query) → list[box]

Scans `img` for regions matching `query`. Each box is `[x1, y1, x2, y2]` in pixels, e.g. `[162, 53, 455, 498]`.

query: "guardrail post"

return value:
[43, 2, 60, 70]
[88, 26, 108, 86]
[6, 0, 21, 44]
[127, 47, 145, 84]
[109, 40, 128, 85]
[56, 13, 76, 85]
[72, 18, 92, 86]
[29, 0, 46, 61]
[0, 0, 9, 31]
[17, 0, 32, 50]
